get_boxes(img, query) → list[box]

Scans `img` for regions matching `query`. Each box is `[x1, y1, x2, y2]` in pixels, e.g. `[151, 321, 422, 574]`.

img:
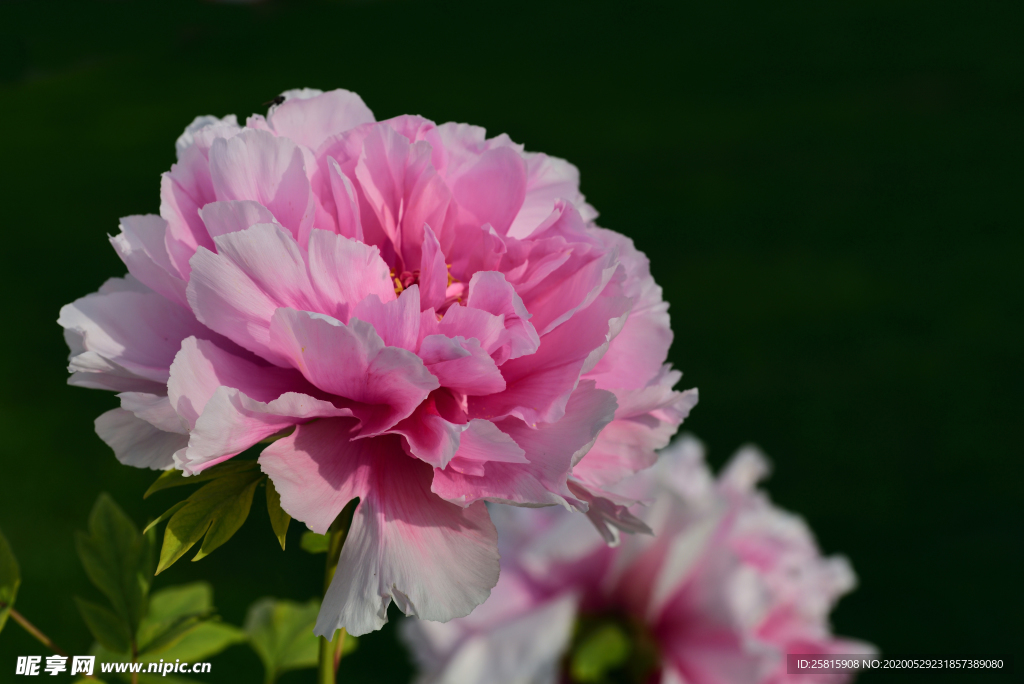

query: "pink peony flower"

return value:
[58, 89, 696, 635]
[402, 436, 874, 684]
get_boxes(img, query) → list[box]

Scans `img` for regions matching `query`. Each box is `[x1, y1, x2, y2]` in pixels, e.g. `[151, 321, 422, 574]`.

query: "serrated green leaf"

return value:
[265, 479, 291, 551]
[0, 526, 21, 635]
[300, 531, 329, 554]
[143, 501, 188, 535]
[76, 596, 132, 654]
[136, 583, 214, 655]
[75, 494, 152, 636]
[157, 470, 264, 574]
[144, 460, 259, 499]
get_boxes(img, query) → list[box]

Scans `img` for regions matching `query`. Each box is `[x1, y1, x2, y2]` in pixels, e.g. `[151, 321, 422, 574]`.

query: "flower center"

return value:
[562, 612, 661, 684]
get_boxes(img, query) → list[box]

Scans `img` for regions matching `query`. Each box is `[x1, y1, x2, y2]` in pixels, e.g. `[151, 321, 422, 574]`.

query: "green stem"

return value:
[3, 604, 101, 682]
[316, 499, 358, 684]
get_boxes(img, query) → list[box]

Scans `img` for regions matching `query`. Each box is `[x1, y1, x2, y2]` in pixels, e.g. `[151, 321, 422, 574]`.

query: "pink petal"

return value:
[465, 271, 540, 361]
[470, 296, 630, 425]
[307, 229, 396, 323]
[94, 408, 188, 470]
[181, 386, 351, 474]
[419, 335, 505, 396]
[574, 373, 698, 489]
[417, 224, 449, 310]
[507, 151, 597, 239]
[118, 392, 187, 434]
[269, 308, 438, 435]
[186, 245, 286, 365]
[167, 336, 316, 429]
[350, 286, 420, 351]
[444, 419, 528, 476]
[59, 281, 209, 390]
[199, 199, 280, 239]
[436, 304, 506, 359]
[266, 88, 375, 152]
[208, 129, 314, 240]
[387, 400, 467, 468]
[328, 158, 364, 241]
[160, 144, 218, 278]
[566, 479, 653, 545]
[434, 383, 615, 508]
[110, 215, 188, 306]
[450, 146, 527, 235]
[262, 425, 500, 636]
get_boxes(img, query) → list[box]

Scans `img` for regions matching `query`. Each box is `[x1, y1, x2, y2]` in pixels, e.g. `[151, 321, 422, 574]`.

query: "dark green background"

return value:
[0, 1, 1020, 682]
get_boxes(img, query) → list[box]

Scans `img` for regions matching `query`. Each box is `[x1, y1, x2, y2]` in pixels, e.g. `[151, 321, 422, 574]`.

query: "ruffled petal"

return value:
[265, 88, 375, 152]
[109, 215, 188, 306]
[268, 308, 438, 435]
[260, 423, 499, 636]
[199, 199, 280, 239]
[469, 296, 630, 425]
[434, 383, 615, 508]
[419, 335, 505, 396]
[94, 408, 188, 470]
[208, 129, 314, 240]
[307, 229, 396, 323]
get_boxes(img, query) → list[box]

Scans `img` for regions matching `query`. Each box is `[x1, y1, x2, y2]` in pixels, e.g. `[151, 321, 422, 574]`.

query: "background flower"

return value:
[403, 436, 874, 684]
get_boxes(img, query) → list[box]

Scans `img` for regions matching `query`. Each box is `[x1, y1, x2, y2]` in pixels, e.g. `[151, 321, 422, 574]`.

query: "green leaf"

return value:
[300, 531, 329, 554]
[244, 598, 354, 684]
[76, 597, 132, 654]
[265, 479, 291, 551]
[144, 460, 259, 499]
[156, 470, 264, 574]
[570, 622, 631, 683]
[138, 620, 245, 663]
[143, 501, 187, 535]
[75, 494, 152, 637]
[136, 583, 213, 655]
[0, 526, 21, 635]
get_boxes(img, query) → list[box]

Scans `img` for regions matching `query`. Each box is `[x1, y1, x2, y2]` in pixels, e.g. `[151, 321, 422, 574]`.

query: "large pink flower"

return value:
[58, 89, 696, 635]
[402, 437, 874, 684]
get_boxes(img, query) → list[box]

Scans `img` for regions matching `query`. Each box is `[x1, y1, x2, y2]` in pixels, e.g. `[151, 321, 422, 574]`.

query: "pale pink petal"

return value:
[118, 392, 187, 434]
[208, 129, 314, 240]
[167, 336, 315, 429]
[160, 144, 218, 278]
[436, 304, 507, 360]
[95, 408, 188, 470]
[268, 308, 438, 434]
[109, 215, 188, 306]
[388, 400, 467, 468]
[307, 229, 395, 323]
[444, 419, 527, 476]
[199, 199, 279, 239]
[175, 114, 240, 160]
[59, 280, 210, 389]
[566, 479, 653, 545]
[470, 296, 630, 425]
[265, 88, 375, 152]
[180, 386, 351, 474]
[354, 123, 452, 268]
[186, 246, 289, 366]
[350, 286, 420, 351]
[574, 373, 698, 489]
[507, 151, 596, 239]
[465, 271, 540, 361]
[450, 146, 527, 235]
[419, 334, 505, 396]
[417, 224, 449, 310]
[260, 422, 499, 636]
[212, 223, 319, 311]
[446, 223, 506, 281]
[328, 158, 363, 241]
[435, 383, 615, 508]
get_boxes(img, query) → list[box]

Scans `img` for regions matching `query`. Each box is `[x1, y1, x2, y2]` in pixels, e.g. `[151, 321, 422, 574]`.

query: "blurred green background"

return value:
[1, 0, 1021, 682]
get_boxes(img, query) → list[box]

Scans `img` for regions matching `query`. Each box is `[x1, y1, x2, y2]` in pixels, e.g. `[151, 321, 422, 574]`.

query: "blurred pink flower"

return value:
[58, 88, 696, 635]
[402, 436, 874, 684]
